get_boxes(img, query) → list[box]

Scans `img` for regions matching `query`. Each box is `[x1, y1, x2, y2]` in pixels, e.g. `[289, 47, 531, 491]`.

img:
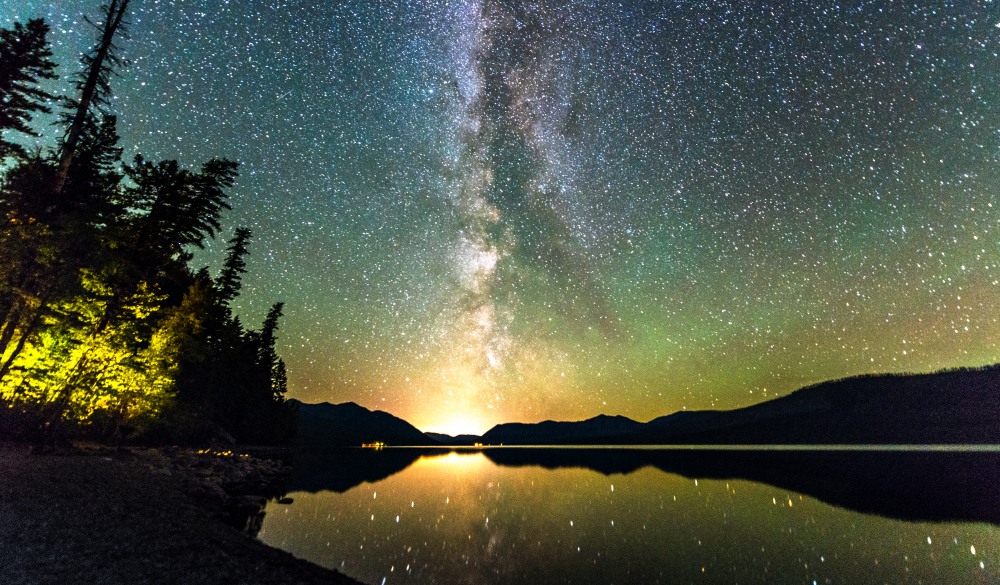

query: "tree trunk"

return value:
[0, 298, 25, 358]
[0, 277, 20, 332]
[0, 299, 45, 383]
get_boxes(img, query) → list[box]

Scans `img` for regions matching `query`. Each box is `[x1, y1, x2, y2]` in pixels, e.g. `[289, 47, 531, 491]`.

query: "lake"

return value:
[258, 447, 999, 584]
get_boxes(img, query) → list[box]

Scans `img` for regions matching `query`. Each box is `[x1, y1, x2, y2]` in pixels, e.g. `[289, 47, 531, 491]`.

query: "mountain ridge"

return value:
[291, 399, 436, 446]
[481, 413, 642, 445]
[292, 365, 1000, 446]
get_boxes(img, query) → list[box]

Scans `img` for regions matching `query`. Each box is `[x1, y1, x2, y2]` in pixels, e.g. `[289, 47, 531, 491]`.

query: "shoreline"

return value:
[0, 443, 362, 585]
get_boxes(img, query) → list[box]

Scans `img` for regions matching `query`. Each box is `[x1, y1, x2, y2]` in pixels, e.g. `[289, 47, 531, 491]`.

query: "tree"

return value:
[216, 227, 252, 304]
[0, 9, 129, 386]
[63, 113, 124, 224]
[124, 156, 238, 262]
[0, 115, 124, 382]
[0, 18, 58, 160]
[247, 302, 294, 441]
[259, 302, 284, 365]
[1, 6, 295, 446]
[92, 155, 239, 330]
[273, 358, 288, 400]
[55, 0, 130, 194]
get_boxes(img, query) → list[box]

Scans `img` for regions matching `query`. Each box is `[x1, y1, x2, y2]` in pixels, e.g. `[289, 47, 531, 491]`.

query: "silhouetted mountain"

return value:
[425, 433, 483, 446]
[291, 400, 439, 446]
[475, 365, 1000, 445]
[623, 365, 1000, 444]
[482, 414, 642, 445]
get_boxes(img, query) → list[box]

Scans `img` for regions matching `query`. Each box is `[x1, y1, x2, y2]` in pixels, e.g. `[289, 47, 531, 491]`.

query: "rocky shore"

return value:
[0, 443, 361, 585]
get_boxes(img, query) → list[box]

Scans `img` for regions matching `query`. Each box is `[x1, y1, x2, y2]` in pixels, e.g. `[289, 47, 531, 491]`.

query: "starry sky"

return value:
[4, 0, 999, 434]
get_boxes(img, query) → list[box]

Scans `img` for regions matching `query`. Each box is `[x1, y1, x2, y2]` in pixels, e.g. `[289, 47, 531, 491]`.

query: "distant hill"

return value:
[291, 400, 438, 446]
[622, 366, 1000, 445]
[425, 433, 483, 446]
[477, 365, 1000, 445]
[481, 414, 642, 445]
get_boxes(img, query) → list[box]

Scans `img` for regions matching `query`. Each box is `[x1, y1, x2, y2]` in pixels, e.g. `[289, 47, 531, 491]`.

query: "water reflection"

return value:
[286, 447, 1000, 525]
[262, 448, 999, 584]
[288, 448, 445, 493]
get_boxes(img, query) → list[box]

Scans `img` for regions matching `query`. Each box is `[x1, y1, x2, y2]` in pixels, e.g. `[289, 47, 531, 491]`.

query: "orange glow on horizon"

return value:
[421, 410, 490, 437]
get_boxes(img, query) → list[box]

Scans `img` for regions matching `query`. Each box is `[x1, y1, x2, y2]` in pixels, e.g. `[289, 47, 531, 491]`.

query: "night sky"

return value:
[5, 1, 999, 434]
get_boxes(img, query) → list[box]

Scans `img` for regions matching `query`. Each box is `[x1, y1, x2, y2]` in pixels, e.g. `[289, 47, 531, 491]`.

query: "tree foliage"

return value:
[0, 18, 58, 159]
[216, 227, 252, 304]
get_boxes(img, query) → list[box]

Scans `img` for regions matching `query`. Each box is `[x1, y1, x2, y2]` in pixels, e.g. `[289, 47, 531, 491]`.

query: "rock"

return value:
[228, 494, 266, 510]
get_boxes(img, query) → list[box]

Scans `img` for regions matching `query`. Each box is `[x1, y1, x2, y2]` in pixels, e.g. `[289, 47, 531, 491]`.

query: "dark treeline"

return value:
[0, 2, 294, 445]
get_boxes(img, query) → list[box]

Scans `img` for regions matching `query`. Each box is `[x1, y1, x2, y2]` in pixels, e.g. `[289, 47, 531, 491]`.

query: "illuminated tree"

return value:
[0, 17, 61, 372]
[0, 114, 124, 382]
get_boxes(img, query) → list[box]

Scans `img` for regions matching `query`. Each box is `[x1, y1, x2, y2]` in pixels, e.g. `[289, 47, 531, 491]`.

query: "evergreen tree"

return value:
[0, 18, 58, 160]
[55, 0, 130, 194]
[273, 358, 288, 400]
[216, 227, 252, 304]
[0, 113, 125, 382]
[0, 10, 128, 386]
[63, 113, 124, 225]
[259, 302, 284, 365]
[124, 156, 237, 262]
[246, 302, 294, 442]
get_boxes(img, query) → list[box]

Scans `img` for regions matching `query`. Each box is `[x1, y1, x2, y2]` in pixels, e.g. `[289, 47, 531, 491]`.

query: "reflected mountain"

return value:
[288, 447, 1000, 526]
[483, 448, 1000, 525]
[288, 448, 443, 493]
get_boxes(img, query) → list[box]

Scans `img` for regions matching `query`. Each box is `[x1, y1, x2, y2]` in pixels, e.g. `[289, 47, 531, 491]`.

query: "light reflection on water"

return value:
[259, 449, 997, 584]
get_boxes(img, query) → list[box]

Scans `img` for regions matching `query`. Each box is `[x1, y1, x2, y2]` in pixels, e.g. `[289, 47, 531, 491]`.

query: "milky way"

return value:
[4, 0, 999, 433]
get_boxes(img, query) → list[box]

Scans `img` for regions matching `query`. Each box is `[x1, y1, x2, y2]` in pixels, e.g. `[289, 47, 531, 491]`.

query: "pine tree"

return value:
[55, 0, 130, 194]
[0, 114, 125, 382]
[272, 358, 288, 400]
[257, 302, 285, 401]
[64, 113, 124, 224]
[124, 156, 238, 264]
[0, 19, 58, 160]
[216, 227, 252, 304]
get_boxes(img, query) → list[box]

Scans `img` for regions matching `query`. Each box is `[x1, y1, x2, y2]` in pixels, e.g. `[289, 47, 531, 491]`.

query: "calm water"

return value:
[259, 448, 999, 584]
